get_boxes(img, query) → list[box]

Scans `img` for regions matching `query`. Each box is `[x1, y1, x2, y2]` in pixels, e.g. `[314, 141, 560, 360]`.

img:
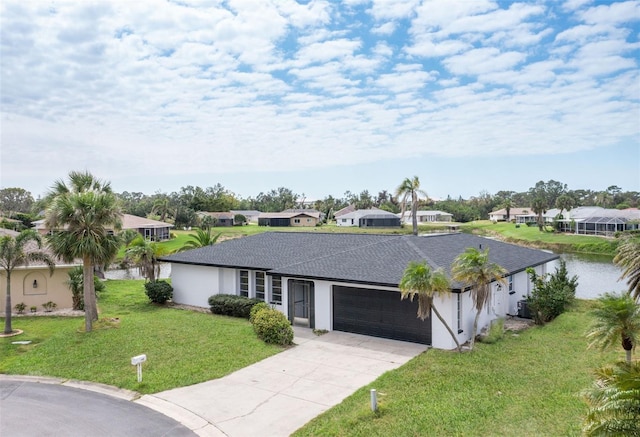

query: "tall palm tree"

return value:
[614, 236, 640, 301]
[179, 227, 222, 252]
[0, 230, 55, 334]
[45, 171, 122, 332]
[555, 194, 574, 217]
[582, 361, 640, 436]
[125, 235, 169, 282]
[451, 247, 507, 351]
[587, 292, 640, 363]
[395, 176, 428, 236]
[531, 196, 547, 231]
[151, 195, 171, 222]
[501, 197, 514, 222]
[399, 261, 461, 352]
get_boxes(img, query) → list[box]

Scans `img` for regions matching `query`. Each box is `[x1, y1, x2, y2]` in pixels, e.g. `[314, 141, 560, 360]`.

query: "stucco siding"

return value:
[171, 264, 220, 308]
[0, 266, 75, 312]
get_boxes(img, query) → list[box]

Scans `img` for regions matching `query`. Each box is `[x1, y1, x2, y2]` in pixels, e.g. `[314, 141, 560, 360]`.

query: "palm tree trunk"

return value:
[626, 349, 632, 364]
[4, 270, 12, 334]
[470, 309, 481, 351]
[83, 257, 96, 331]
[411, 192, 418, 236]
[432, 305, 461, 352]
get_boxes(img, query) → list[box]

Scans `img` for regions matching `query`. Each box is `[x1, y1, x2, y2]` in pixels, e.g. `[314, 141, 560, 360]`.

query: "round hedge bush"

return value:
[251, 307, 293, 345]
[144, 280, 173, 304]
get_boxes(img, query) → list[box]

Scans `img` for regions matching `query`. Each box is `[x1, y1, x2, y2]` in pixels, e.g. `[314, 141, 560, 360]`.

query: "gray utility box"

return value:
[517, 300, 532, 319]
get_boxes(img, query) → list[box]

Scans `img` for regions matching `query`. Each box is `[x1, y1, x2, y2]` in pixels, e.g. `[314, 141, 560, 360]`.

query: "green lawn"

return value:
[0, 280, 281, 394]
[460, 221, 618, 255]
[294, 301, 618, 436]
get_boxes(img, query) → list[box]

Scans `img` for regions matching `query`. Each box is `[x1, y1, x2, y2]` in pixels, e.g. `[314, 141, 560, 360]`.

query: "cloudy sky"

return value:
[1, 0, 639, 201]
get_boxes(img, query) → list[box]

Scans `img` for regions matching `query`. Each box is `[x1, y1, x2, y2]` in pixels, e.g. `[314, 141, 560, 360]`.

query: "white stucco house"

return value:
[161, 232, 557, 350]
[336, 208, 401, 228]
[400, 210, 453, 224]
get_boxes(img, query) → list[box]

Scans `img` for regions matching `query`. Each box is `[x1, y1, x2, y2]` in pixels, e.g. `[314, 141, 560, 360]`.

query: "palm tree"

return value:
[65, 266, 106, 311]
[451, 247, 507, 350]
[179, 227, 222, 252]
[531, 196, 547, 231]
[399, 261, 461, 352]
[395, 176, 427, 236]
[0, 230, 55, 334]
[151, 195, 171, 222]
[125, 235, 169, 282]
[501, 197, 514, 222]
[587, 292, 640, 363]
[555, 194, 574, 217]
[45, 171, 122, 332]
[614, 236, 640, 301]
[582, 361, 640, 436]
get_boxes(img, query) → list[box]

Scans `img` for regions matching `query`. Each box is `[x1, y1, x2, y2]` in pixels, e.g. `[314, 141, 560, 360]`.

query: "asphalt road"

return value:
[0, 380, 195, 437]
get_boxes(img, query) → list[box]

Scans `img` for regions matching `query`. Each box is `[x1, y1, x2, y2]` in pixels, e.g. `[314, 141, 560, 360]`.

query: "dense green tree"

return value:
[555, 194, 575, 216]
[396, 176, 427, 235]
[399, 261, 461, 352]
[587, 292, 640, 363]
[0, 230, 55, 334]
[531, 196, 547, 231]
[582, 361, 640, 436]
[614, 236, 640, 301]
[151, 194, 172, 222]
[0, 188, 34, 216]
[451, 247, 506, 350]
[45, 171, 122, 332]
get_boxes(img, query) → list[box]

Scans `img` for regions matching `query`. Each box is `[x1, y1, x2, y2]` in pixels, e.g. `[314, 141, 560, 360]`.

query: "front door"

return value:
[288, 280, 314, 328]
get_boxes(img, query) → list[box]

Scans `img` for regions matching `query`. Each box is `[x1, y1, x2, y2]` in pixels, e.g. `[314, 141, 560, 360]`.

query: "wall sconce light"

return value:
[496, 284, 502, 291]
[33, 280, 38, 288]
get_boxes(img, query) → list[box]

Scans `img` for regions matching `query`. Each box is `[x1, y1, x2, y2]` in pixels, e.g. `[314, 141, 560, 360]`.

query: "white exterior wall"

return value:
[336, 218, 356, 227]
[310, 279, 333, 330]
[171, 263, 221, 307]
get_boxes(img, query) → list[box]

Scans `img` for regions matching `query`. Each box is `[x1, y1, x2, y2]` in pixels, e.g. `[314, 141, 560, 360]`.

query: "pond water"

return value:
[104, 252, 627, 300]
[556, 253, 626, 300]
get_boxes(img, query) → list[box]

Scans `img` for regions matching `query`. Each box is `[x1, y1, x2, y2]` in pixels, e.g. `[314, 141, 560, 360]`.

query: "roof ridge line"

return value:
[402, 235, 440, 270]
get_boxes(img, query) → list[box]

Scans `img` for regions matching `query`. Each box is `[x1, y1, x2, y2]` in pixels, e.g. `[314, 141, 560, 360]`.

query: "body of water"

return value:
[556, 253, 625, 300]
[104, 253, 626, 300]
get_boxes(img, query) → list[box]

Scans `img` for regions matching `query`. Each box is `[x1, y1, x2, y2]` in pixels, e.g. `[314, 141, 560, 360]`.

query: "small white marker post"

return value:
[370, 389, 378, 412]
[131, 354, 147, 382]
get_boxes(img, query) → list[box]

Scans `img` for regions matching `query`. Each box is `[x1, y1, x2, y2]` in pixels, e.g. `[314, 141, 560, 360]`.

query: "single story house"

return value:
[197, 212, 235, 227]
[161, 232, 557, 350]
[333, 204, 356, 219]
[0, 228, 81, 313]
[553, 206, 640, 236]
[258, 210, 320, 227]
[33, 214, 174, 241]
[489, 207, 536, 223]
[400, 210, 453, 224]
[230, 210, 262, 223]
[337, 208, 401, 228]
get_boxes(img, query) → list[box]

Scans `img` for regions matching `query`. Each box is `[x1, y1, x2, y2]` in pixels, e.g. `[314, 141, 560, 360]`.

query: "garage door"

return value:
[333, 286, 431, 344]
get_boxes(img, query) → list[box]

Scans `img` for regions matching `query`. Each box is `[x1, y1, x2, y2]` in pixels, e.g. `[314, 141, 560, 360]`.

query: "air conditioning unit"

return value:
[517, 300, 532, 319]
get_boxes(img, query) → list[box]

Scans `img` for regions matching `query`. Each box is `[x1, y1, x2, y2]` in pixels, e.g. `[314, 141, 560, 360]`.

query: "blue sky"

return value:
[1, 0, 639, 201]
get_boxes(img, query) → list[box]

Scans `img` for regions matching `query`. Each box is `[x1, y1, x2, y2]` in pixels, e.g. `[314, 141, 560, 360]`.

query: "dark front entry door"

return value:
[333, 285, 431, 344]
[288, 280, 315, 328]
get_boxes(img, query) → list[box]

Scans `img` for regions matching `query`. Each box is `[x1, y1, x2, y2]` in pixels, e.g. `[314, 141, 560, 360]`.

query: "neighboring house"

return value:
[554, 207, 640, 236]
[0, 228, 80, 312]
[258, 211, 320, 227]
[230, 210, 262, 223]
[337, 208, 401, 228]
[197, 212, 235, 227]
[161, 232, 557, 350]
[34, 214, 174, 241]
[333, 204, 356, 219]
[400, 210, 453, 224]
[489, 207, 535, 223]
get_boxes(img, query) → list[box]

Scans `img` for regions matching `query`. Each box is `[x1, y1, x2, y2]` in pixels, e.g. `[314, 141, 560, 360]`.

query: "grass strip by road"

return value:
[294, 301, 618, 437]
[0, 280, 281, 394]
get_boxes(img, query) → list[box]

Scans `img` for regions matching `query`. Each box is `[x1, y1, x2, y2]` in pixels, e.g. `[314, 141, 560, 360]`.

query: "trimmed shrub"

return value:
[144, 280, 173, 304]
[251, 307, 293, 345]
[208, 294, 263, 319]
[526, 259, 578, 325]
[249, 302, 269, 323]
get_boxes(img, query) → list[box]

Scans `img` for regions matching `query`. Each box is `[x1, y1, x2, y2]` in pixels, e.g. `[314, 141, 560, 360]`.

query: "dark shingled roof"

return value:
[161, 232, 558, 289]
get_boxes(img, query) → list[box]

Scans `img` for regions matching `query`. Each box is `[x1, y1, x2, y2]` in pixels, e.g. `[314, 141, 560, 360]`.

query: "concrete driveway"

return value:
[139, 328, 427, 437]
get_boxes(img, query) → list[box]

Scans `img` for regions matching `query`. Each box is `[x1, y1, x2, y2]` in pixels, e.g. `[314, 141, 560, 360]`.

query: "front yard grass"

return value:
[0, 280, 281, 394]
[294, 301, 618, 436]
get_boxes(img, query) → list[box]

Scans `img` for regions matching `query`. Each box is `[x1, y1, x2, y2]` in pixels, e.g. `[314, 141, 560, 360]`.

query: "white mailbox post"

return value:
[131, 354, 147, 382]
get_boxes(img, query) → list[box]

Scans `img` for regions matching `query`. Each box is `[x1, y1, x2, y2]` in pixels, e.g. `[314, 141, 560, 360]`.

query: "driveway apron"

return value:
[139, 328, 427, 437]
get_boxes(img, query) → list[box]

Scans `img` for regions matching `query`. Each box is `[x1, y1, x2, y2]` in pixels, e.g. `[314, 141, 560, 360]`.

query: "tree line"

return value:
[1, 180, 638, 229]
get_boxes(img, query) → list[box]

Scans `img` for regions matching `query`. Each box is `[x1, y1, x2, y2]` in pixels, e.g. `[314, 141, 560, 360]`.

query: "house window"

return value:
[239, 270, 249, 297]
[508, 275, 513, 293]
[306, 218, 311, 222]
[341, 219, 346, 223]
[457, 294, 463, 333]
[271, 275, 282, 304]
[255, 271, 265, 300]
[294, 219, 300, 224]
